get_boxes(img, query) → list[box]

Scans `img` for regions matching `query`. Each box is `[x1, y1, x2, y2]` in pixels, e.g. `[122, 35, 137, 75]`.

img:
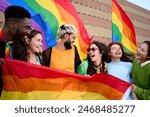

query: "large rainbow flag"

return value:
[1, 59, 130, 100]
[0, 0, 91, 60]
[112, 0, 137, 53]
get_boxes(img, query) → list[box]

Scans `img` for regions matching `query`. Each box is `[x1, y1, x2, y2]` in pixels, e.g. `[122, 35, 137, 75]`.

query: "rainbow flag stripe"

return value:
[0, 0, 91, 60]
[1, 59, 130, 100]
[112, 0, 137, 53]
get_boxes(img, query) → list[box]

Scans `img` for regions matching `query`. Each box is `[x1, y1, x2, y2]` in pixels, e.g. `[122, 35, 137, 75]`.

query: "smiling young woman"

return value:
[107, 42, 134, 100]
[77, 40, 108, 76]
[132, 41, 150, 100]
[24, 29, 43, 65]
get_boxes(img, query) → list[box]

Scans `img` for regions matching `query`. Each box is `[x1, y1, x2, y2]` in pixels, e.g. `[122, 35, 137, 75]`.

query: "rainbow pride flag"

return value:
[112, 0, 137, 53]
[0, 0, 91, 60]
[1, 59, 130, 100]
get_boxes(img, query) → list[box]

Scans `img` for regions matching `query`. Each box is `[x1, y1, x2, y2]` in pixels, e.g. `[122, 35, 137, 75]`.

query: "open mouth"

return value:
[90, 54, 95, 58]
[115, 52, 121, 55]
[136, 53, 141, 56]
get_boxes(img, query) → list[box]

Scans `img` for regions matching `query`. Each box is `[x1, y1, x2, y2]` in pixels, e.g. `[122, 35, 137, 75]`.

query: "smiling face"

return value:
[88, 44, 102, 63]
[17, 18, 31, 35]
[109, 44, 122, 61]
[28, 33, 43, 53]
[136, 43, 149, 62]
[9, 18, 31, 42]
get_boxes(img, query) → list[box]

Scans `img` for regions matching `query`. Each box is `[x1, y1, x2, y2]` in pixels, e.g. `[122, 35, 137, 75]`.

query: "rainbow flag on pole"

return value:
[112, 0, 137, 53]
[1, 59, 130, 100]
[0, 0, 91, 60]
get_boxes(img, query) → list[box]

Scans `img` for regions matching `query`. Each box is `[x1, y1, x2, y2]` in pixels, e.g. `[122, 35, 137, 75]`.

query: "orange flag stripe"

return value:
[3, 75, 123, 100]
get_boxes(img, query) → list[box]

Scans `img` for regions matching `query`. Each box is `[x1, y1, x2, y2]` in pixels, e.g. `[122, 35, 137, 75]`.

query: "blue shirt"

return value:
[107, 61, 132, 100]
[108, 61, 132, 83]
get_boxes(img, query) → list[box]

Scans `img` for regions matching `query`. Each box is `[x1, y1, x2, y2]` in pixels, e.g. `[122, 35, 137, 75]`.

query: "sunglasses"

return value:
[87, 47, 99, 52]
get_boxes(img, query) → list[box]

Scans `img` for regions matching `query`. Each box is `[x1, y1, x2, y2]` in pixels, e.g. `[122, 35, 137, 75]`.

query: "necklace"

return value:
[94, 63, 102, 70]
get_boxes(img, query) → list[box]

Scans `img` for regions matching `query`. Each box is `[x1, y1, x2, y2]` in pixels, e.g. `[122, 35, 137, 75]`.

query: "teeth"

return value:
[115, 53, 120, 54]
[90, 55, 95, 57]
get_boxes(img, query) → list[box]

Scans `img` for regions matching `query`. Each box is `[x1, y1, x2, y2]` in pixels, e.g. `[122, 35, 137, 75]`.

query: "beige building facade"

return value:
[71, 0, 150, 44]
[0, 0, 149, 44]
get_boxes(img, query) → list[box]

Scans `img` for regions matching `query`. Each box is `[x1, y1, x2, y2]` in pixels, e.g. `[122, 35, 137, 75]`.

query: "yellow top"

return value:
[50, 46, 75, 72]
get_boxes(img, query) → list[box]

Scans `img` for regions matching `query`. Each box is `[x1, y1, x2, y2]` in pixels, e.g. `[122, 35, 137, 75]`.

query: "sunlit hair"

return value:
[56, 24, 77, 40]
[107, 42, 134, 62]
[87, 40, 109, 75]
[142, 41, 150, 60]
[27, 29, 42, 41]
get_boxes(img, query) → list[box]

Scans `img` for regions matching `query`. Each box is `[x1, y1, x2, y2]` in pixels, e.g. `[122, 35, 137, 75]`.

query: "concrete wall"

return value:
[70, 0, 150, 44]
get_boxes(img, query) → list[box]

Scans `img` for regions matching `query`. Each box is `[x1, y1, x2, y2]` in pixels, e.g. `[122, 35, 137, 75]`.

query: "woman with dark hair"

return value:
[107, 42, 134, 100]
[24, 29, 43, 65]
[131, 41, 150, 100]
[107, 42, 134, 63]
[77, 41, 108, 76]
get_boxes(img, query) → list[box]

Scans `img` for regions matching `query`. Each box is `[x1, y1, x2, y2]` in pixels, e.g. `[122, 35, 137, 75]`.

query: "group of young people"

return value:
[0, 5, 150, 100]
[78, 40, 150, 100]
[0, 6, 82, 97]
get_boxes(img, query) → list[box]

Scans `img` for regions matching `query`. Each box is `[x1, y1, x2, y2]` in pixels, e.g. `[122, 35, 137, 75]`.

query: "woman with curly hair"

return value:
[107, 42, 134, 100]
[77, 40, 108, 76]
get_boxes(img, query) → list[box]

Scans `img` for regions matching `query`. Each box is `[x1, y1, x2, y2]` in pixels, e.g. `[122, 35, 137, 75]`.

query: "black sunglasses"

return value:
[87, 47, 99, 52]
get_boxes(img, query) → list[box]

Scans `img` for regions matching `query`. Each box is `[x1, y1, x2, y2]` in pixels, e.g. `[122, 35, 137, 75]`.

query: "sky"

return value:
[127, 0, 150, 11]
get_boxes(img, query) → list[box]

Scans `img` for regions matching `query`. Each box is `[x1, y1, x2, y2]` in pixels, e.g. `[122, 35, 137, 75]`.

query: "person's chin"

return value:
[136, 56, 141, 59]
[91, 58, 95, 62]
[34, 51, 40, 54]
[115, 55, 122, 58]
